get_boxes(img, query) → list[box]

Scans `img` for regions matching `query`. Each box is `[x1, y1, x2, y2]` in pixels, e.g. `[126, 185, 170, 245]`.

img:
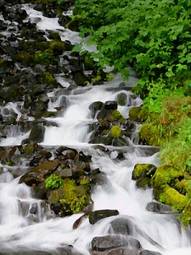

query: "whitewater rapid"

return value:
[0, 4, 190, 255]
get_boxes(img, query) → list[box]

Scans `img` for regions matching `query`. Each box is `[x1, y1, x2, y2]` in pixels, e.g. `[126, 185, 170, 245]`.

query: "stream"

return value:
[0, 2, 191, 255]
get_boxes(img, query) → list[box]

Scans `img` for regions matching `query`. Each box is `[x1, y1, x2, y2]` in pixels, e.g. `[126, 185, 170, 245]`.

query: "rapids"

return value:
[0, 4, 191, 255]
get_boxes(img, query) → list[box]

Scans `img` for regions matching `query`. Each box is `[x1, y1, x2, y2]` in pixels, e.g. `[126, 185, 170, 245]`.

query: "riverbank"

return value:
[72, 0, 191, 225]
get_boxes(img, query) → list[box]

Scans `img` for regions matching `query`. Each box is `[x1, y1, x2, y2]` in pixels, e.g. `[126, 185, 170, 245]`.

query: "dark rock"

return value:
[104, 101, 117, 110]
[29, 124, 45, 143]
[139, 250, 161, 255]
[56, 147, 77, 160]
[89, 209, 119, 224]
[109, 218, 134, 235]
[20, 160, 59, 186]
[146, 201, 172, 214]
[29, 203, 38, 214]
[72, 71, 88, 86]
[89, 101, 104, 118]
[107, 248, 139, 255]
[91, 235, 141, 252]
[116, 93, 128, 106]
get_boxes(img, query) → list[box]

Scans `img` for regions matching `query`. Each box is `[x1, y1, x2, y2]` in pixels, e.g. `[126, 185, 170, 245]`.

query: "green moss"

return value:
[41, 72, 56, 85]
[132, 164, 153, 179]
[181, 202, 191, 225]
[132, 163, 156, 189]
[129, 107, 147, 122]
[48, 40, 65, 55]
[152, 165, 184, 189]
[15, 52, 33, 65]
[45, 174, 63, 190]
[110, 125, 122, 138]
[34, 50, 54, 64]
[48, 179, 90, 215]
[159, 186, 188, 212]
[111, 110, 125, 124]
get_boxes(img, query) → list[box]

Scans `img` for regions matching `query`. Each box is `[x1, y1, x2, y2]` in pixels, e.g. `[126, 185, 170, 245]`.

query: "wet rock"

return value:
[91, 235, 141, 252]
[29, 124, 45, 143]
[89, 101, 104, 118]
[146, 201, 172, 214]
[116, 93, 128, 106]
[20, 160, 59, 186]
[72, 71, 89, 87]
[89, 209, 119, 224]
[132, 164, 156, 189]
[56, 146, 77, 159]
[29, 203, 38, 215]
[107, 248, 139, 255]
[139, 250, 161, 255]
[109, 218, 134, 235]
[104, 101, 118, 110]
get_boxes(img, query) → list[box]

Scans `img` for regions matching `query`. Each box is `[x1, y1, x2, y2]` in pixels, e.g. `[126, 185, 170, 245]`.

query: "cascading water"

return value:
[1, 78, 191, 254]
[0, 3, 191, 255]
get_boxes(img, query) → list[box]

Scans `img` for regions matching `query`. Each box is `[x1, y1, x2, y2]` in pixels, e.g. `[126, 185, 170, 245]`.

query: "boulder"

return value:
[89, 101, 104, 118]
[29, 124, 45, 143]
[89, 209, 119, 224]
[91, 235, 141, 252]
[107, 248, 139, 255]
[116, 93, 128, 106]
[109, 218, 134, 235]
[146, 201, 172, 214]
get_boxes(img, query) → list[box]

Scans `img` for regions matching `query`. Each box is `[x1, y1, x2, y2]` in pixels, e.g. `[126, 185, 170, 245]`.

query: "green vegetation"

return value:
[73, 0, 191, 225]
[45, 174, 63, 190]
[48, 178, 90, 215]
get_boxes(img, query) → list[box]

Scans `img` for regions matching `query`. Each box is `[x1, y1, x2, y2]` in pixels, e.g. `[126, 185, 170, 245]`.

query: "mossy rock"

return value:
[15, 52, 33, 65]
[41, 72, 57, 86]
[159, 186, 188, 212]
[111, 110, 125, 124]
[116, 93, 127, 106]
[152, 165, 184, 189]
[34, 50, 55, 65]
[132, 163, 156, 188]
[129, 106, 147, 122]
[110, 125, 122, 138]
[48, 178, 90, 215]
[48, 40, 66, 55]
[181, 202, 191, 225]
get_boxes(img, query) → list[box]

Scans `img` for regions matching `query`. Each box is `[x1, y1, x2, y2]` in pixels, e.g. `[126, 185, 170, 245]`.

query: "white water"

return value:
[1, 79, 191, 254]
[0, 5, 191, 255]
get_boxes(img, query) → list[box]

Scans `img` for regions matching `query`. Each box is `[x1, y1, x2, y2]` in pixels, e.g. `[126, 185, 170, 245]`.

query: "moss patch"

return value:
[48, 178, 90, 215]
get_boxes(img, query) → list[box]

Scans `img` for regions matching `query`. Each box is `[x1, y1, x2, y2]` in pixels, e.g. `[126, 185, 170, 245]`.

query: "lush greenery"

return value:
[73, 0, 191, 225]
[74, 0, 191, 94]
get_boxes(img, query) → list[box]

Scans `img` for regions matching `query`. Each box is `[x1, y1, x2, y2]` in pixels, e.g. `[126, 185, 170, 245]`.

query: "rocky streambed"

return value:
[0, 1, 191, 255]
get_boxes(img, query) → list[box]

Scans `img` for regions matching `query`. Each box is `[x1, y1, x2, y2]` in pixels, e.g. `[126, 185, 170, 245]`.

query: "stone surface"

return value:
[89, 209, 119, 224]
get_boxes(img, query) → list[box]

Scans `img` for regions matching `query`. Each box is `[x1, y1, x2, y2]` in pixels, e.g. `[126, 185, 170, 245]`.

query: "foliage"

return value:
[74, 0, 191, 225]
[45, 174, 63, 190]
[74, 0, 191, 94]
[161, 118, 191, 170]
